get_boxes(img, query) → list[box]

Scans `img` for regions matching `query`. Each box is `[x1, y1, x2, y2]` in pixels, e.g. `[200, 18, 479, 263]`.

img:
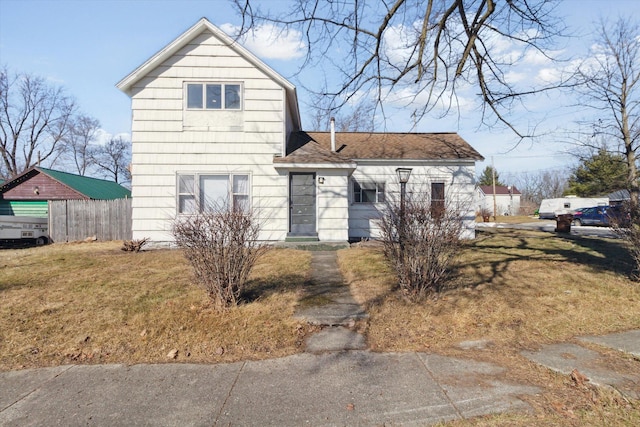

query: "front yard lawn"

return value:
[339, 229, 640, 426]
[2, 230, 639, 424]
[0, 242, 311, 371]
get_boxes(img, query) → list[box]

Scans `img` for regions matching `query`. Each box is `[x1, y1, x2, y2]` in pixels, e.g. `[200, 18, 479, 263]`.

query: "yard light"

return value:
[396, 168, 412, 262]
[396, 168, 412, 222]
[396, 167, 412, 184]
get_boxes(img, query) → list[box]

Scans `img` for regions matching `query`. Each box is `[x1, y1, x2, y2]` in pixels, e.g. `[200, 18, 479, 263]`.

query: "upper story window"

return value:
[186, 83, 242, 110]
[353, 180, 385, 203]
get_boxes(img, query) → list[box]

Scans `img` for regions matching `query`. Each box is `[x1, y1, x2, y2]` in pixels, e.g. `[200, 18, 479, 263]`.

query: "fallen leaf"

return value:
[346, 403, 355, 411]
[570, 369, 589, 386]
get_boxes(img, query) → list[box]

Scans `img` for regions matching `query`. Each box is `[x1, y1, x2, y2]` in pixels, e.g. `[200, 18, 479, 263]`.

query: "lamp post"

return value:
[396, 167, 412, 257]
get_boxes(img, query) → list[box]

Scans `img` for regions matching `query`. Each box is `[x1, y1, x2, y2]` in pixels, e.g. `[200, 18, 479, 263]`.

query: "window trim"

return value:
[184, 82, 243, 111]
[352, 179, 386, 204]
[176, 172, 250, 214]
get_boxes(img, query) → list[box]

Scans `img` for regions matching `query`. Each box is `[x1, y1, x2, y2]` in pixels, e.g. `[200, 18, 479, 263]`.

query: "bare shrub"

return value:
[379, 195, 464, 301]
[172, 207, 267, 308]
[121, 238, 149, 252]
[611, 201, 640, 280]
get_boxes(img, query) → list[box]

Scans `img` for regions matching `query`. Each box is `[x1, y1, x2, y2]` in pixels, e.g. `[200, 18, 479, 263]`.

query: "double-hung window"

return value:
[186, 83, 242, 110]
[177, 173, 249, 214]
[353, 180, 385, 203]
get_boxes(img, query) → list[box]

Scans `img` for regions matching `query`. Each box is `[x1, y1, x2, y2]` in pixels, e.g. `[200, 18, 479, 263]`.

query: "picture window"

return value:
[177, 173, 249, 213]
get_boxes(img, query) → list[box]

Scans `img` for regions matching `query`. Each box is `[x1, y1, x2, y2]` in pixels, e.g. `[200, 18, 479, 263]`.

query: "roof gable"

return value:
[283, 131, 484, 162]
[117, 17, 301, 130]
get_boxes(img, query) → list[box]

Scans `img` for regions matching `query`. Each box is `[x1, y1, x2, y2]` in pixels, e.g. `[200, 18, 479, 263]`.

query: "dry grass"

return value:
[476, 215, 545, 224]
[340, 229, 640, 352]
[3, 230, 638, 423]
[0, 242, 312, 371]
[338, 228, 640, 425]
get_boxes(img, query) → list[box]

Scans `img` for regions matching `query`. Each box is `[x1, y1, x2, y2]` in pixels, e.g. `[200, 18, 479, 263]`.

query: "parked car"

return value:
[571, 205, 627, 227]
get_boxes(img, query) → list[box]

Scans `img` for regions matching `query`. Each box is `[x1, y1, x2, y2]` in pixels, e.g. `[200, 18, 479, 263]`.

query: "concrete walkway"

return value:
[2, 249, 639, 426]
[521, 330, 640, 400]
[294, 251, 369, 353]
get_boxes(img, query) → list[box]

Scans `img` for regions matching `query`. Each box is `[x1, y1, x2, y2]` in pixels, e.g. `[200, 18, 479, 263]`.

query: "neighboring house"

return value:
[607, 189, 630, 206]
[0, 167, 131, 217]
[117, 18, 484, 244]
[476, 185, 521, 216]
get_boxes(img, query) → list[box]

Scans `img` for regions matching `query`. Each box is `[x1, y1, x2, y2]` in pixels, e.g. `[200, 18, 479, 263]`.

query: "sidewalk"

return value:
[1, 251, 638, 426]
[1, 351, 541, 426]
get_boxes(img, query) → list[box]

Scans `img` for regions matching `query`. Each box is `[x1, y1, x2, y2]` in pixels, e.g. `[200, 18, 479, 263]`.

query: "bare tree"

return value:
[307, 94, 376, 131]
[233, 0, 568, 136]
[91, 136, 131, 184]
[508, 169, 567, 213]
[576, 18, 640, 203]
[0, 68, 76, 179]
[62, 114, 100, 176]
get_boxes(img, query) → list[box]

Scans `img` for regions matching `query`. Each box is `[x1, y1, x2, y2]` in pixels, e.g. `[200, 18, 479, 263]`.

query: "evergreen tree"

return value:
[566, 149, 628, 196]
[478, 166, 504, 187]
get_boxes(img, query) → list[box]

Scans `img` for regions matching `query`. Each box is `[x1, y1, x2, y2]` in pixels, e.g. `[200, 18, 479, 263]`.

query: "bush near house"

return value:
[379, 196, 463, 301]
[172, 207, 268, 309]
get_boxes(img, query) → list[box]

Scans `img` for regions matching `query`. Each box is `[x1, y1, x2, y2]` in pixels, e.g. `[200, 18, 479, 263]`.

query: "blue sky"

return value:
[1, 0, 639, 178]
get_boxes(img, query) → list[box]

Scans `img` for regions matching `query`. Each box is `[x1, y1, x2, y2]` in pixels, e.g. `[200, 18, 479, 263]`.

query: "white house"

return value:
[117, 18, 484, 244]
[476, 185, 521, 216]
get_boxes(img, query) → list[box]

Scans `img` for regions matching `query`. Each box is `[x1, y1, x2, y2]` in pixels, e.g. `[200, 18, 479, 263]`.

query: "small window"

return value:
[353, 180, 385, 203]
[177, 173, 249, 213]
[431, 182, 445, 218]
[178, 175, 196, 213]
[564, 203, 571, 208]
[186, 83, 242, 110]
[205, 84, 222, 109]
[225, 85, 241, 109]
[232, 174, 250, 211]
[187, 84, 203, 109]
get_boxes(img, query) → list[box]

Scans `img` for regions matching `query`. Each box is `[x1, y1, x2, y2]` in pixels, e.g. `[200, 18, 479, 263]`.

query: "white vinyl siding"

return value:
[348, 163, 477, 240]
[128, 29, 290, 242]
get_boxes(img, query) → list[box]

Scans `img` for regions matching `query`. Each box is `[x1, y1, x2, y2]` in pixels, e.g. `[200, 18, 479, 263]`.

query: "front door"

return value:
[289, 172, 316, 235]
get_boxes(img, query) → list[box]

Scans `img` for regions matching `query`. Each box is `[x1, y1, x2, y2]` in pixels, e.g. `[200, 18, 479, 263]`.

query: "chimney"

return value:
[330, 117, 336, 152]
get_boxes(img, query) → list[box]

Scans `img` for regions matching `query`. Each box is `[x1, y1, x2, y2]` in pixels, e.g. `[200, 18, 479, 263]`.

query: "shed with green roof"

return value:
[0, 167, 130, 217]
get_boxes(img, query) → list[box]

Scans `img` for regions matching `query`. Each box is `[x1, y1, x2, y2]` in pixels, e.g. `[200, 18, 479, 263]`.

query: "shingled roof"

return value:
[1, 167, 131, 200]
[276, 131, 484, 163]
[479, 185, 521, 195]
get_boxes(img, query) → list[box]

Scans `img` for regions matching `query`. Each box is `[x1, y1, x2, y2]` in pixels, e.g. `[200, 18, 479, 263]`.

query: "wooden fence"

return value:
[49, 198, 132, 242]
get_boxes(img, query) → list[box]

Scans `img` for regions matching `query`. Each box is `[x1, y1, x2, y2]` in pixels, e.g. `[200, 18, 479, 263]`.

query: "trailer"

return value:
[538, 197, 609, 219]
[0, 215, 49, 246]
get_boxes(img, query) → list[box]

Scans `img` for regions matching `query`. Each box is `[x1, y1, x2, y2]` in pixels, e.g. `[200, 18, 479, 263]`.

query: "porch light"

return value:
[396, 168, 412, 184]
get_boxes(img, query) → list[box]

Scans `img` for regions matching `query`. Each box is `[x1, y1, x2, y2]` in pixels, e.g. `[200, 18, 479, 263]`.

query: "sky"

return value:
[1, 0, 639, 180]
